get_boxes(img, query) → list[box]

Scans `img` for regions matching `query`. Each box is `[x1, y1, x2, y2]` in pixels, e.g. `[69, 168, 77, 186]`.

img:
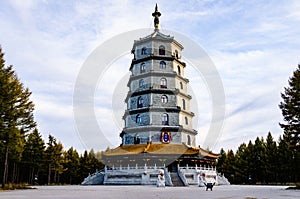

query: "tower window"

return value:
[180, 82, 183, 89]
[141, 47, 147, 55]
[140, 63, 145, 73]
[160, 61, 166, 69]
[134, 136, 140, 144]
[139, 79, 144, 88]
[161, 113, 169, 125]
[185, 117, 188, 125]
[161, 95, 168, 104]
[160, 78, 167, 88]
[137, 97, 143, 108]
[136, 114, 142, 124]
[177, 65, 181, 76]
[182, 99, 186, 110]
[159, 45, 165, 55]
[187, 135, 191, 145]
[175, 50, 179, 59]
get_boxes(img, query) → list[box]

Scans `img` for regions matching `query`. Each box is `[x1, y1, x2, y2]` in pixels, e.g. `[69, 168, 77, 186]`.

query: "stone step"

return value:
[170, 172, 185, 187]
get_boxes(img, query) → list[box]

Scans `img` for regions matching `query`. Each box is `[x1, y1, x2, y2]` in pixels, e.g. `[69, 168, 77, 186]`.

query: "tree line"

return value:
[217, 132, 299, 184]
[1, 130, 104, 186]
[217, 64, 300, 185]
[0, 47, 104, 187]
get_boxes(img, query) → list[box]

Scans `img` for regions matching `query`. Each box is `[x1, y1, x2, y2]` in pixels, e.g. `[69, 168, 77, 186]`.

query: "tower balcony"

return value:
[125, 84, 179, 102]
[128, 70, 177, 81]
[123, 106, 181, 119]
[130, 54, 186, 70]
[123, 125, 182, 134]
[122, 125, 197, 136]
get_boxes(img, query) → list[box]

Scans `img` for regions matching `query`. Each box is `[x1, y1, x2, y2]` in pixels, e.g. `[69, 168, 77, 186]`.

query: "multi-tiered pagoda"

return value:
[103, 4, 217, 169]
[97, 5, 220, 186]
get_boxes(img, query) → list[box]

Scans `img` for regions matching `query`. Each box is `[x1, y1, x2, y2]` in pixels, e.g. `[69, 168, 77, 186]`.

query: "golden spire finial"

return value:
[152, 3, 161, 31]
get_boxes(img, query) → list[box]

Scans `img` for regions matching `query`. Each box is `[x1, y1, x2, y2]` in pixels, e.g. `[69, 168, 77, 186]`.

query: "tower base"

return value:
[82, 142, 226, 186]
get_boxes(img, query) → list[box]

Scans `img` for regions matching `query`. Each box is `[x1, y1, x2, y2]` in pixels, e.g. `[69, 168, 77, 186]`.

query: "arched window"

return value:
[161, 95, 168, 104]
[139, 79, 144, 88]
[185, 117, 188, 125]
[177, 65, 181, 76]
[134, 136, 140, 144]
[187, 135, 191, 145]
[180, 82, 183, 89]
[140, 63, 145, 73]
[161, 113, 169, 125]
[182, 99, 186, 110]
[160, 61, 166, 69]
[136, 114, 142, 124]
[159, 45, 165, 55]
[175, 50, 179, 59]
[141, 47, 147, 55]
[160, 78, 167, 88]
[137, 97, 143, 108]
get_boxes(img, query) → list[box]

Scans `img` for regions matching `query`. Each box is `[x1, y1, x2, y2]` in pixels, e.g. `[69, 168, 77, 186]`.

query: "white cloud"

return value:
[208, 48, 300, 151]
[286, 0, 300, 21]
[8, 0, 37, 23]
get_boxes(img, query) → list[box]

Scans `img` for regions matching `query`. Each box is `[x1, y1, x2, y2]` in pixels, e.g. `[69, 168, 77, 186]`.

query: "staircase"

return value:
[217, 173, 230, 185]
[170, 172, 185, 186]
[81, 171, 104, 185]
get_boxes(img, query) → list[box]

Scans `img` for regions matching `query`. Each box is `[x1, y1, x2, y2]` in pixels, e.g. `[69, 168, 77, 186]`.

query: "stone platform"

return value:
[1, 185, 298, 199]
[81, 164, 227, 186]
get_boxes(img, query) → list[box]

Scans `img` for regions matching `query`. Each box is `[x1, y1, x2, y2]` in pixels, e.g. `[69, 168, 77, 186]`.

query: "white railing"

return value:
[178, 164, 217, 171]
[105, 164, 165, 172]
[105, 164, 216, 172]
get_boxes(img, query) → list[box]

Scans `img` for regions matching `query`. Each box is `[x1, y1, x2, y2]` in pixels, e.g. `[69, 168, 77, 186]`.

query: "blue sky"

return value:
[1, 0, 300, 153]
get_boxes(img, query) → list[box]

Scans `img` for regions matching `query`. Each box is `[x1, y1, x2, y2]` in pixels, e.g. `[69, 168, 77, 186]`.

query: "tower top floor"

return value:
[131, 5, 183, 61]
[131, 31, 184, 61]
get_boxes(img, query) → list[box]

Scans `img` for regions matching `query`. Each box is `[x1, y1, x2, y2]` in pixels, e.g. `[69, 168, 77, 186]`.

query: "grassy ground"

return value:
[0, 183, 34, 191]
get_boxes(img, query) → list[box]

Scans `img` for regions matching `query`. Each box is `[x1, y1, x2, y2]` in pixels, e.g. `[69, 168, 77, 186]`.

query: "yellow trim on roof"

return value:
[103, 142, 219, 159]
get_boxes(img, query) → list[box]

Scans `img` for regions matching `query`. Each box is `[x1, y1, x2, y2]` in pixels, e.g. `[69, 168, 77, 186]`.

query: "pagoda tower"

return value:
[121, 4, 197, 147]
[103, 4, 218, 171]
[88, 4, 222, 186]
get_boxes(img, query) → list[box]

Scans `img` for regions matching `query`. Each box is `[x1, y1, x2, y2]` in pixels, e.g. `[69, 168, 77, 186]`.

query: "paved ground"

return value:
[0, 185, 299, 199]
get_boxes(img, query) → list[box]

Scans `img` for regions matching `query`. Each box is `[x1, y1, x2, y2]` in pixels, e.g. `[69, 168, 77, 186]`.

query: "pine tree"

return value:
[45, 135, 64, 184]
[0, 47, 36, 188]
[216, 148, 226, 175]
[79, 149, 104, 182]
[222, 150, 236, 183]
[279, 64, 300, 150]
[264, 132, 277, 183]
[246, 140, 255, 183]
[279, 64, 300, 184]
[253, 137, 266, 183]
[7, 128, 26, 184]
[62, 147, 80, 184]
[234, 143, 249, 183]
[22, 128, 45, 184]
[277, 135, 294, 183]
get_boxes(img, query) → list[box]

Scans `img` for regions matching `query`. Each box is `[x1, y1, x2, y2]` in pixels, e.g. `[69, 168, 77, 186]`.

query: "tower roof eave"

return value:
[131, 31, 184, 52]
[102, 142, 219, 159]
[130, 55, 186, 70]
